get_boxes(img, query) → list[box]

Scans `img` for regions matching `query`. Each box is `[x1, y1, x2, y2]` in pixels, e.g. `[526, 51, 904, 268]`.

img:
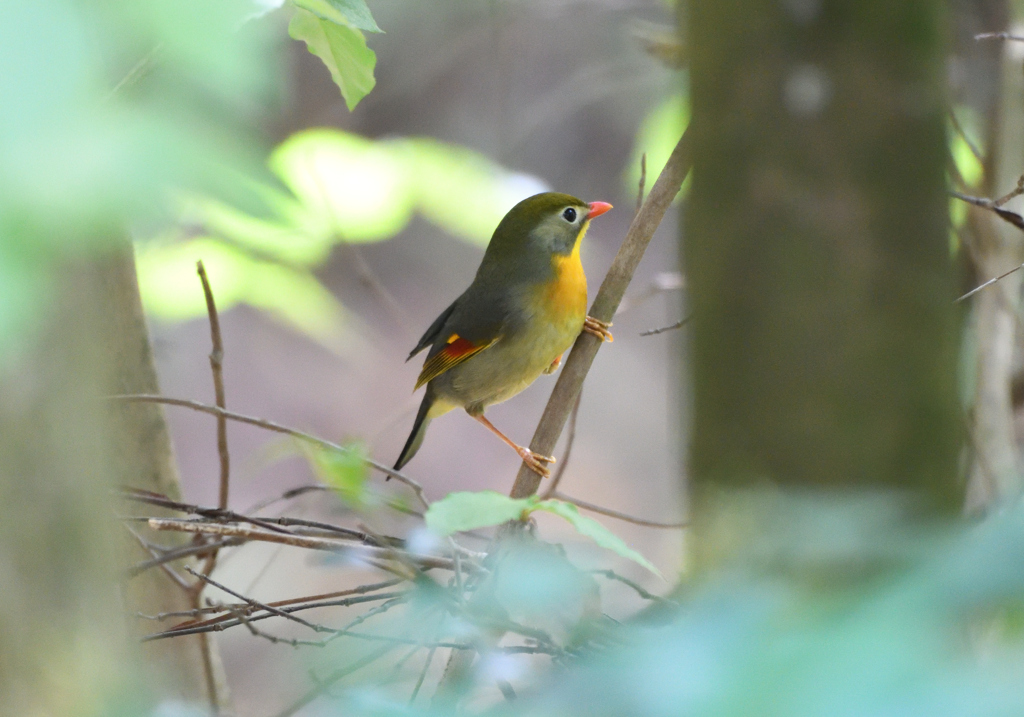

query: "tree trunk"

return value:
[0, 246, 226, 715]
[685, 0, 963, 547]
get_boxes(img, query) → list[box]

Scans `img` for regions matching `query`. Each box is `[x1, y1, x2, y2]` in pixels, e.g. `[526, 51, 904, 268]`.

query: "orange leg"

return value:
[472, 414, 555, 478]
[583, 315, 613, 342]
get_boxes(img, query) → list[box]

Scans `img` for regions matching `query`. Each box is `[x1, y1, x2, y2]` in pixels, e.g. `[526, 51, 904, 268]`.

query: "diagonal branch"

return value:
[509, 127, 693, 499]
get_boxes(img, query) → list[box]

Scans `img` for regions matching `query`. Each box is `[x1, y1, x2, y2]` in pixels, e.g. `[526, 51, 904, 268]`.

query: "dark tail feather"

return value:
[392, 389, 435, 474]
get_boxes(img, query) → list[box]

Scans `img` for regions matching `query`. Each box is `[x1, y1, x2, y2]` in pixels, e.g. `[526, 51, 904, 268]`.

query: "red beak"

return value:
[587, 201, 613, 219]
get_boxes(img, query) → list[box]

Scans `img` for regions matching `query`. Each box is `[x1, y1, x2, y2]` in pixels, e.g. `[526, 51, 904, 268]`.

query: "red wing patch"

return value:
[415, 335, 498, 389]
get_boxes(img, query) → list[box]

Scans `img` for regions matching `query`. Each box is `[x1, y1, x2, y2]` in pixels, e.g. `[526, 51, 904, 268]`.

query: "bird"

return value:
[393, 191, 613, 478]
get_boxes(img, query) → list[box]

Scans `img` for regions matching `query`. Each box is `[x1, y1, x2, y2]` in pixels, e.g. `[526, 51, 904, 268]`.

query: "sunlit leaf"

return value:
[534, 499, 663, 578]
[625, 93, 689, 200]
[425, 491, 533, 536]
[289, 8, 376, 111]
[304, 442, 373, 509]
[293, 0, 382, 33]
[400, 138, 548, 246]
[135, 237, 348, 353]
[178, 188, 334, 266]
[270, 129, 414, 242]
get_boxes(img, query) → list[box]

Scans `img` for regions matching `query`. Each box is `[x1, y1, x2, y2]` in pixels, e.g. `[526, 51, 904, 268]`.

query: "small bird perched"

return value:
[393, 192, 613, 477]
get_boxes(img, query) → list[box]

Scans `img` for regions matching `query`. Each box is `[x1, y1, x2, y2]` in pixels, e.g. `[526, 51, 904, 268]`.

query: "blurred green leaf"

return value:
[425, 491, 533, 536]
[293, 0, 382, 33]
[399, 138, 547, 246]
[270, 129, 413, 242]
[625, 92, 689, 199]
[0, 0, 274, 363]
[304, 442, 373, 509]
[535, 499, 663, 578]
[289, 8, 376, 111]
[135, 237, 348, 353]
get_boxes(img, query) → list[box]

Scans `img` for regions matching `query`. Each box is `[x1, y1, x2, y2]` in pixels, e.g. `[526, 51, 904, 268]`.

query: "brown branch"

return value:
[127, 537, 243, 578]
[541, 391, 582, 499]
[146, 519, 482, 573]
[552, 492, 687, 529]
[509, 127, 693, 499]
[184, 566, 329, 634]
[640, 314, 692, 336]
[108, 394, 430, 509]
[197, 261, 230, 513]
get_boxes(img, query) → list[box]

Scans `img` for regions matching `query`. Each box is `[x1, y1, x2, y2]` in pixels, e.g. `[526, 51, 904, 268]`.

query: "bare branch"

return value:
[552, 492, 687, 529]
[975, 31, 1024, 42]
[640, 314, 692, 337]
[956, 262, 1024, 303]
[541, 391, 582, 499]
[109, 394, 430, 509]
[147, 519, 483, 573]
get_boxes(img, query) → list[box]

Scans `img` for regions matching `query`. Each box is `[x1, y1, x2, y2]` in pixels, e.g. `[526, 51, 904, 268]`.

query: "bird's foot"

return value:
[583, 315, 614, 342]
[517, 446, 556, 478]
[543, 353, 563, 374]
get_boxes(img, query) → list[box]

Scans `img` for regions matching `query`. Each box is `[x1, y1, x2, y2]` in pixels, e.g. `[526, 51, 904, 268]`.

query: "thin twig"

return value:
[955, 263, 1024, 303]
[552, 492, 687, 529]
[640, 314, 692, 336]
[108, 394, 431, 508]
[976, 32, 1024, 41]
[185, 566, 329, 634]
[122, 524, 194, 591]
[272, 644, 400, 717]
[149, 590, 405, 638]
[589, 569, 676, 603]
[197, 261, 230, 513]
[127, 537, 243, 578]
[410, 645, 438, 705]
[147, 519, 482, 573]
[508, 127, 693, 500]
[106, 43, 162, 99]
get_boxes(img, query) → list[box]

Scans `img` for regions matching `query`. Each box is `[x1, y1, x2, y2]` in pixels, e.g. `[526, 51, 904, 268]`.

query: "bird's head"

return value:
[483, 192, 613, 273]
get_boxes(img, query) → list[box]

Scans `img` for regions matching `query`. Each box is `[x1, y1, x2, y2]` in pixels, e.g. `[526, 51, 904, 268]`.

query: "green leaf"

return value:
[289, 8, 376, 111]
[399, 138, 547, 246]
[292, 0, 382, 33]
[425, 491, 534, 536]
[135, 237, 349, 354]
[625, 93, 690, 200]
[304, 442, 373, 509]
[534, 499, 663, 578]
[269, 129, 414, 242]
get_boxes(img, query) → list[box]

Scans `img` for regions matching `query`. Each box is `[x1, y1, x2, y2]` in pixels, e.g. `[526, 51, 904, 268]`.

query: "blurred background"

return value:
[8, 1, 1024, 716]
[143, 1, 684, 712]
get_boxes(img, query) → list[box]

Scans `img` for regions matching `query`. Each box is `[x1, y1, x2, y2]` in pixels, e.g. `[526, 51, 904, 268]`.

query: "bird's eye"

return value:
[562, 207, 577, 222]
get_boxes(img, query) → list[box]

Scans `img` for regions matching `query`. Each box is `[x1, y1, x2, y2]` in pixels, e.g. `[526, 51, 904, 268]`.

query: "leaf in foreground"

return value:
[289, 8, 376, 111]
[425, 491, 532, 536]
[536, 499, 663, 578]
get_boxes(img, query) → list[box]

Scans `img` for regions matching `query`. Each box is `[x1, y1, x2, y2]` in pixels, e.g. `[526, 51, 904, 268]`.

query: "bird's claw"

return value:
[518, 447, 556, 478]
[583, 315, 614, 342]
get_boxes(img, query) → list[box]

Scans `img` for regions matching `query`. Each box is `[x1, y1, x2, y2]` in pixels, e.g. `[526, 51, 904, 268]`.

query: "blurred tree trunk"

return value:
[958, 0, 1024, 510]
[98, 246, 229, 707]
[0, 247, 223, 714]
[684, 0, 963, 549]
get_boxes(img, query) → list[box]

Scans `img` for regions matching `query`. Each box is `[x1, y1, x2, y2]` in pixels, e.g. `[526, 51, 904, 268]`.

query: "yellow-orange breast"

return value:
[543, 244, 588, 323]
